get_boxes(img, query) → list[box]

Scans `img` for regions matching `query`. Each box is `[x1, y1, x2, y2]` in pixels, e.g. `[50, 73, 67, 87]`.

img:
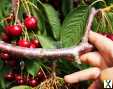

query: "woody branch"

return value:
[0, 2, 99, 60]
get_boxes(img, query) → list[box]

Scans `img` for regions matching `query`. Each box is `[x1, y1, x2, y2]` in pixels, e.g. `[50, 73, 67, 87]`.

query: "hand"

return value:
[64, 31, 113, 89]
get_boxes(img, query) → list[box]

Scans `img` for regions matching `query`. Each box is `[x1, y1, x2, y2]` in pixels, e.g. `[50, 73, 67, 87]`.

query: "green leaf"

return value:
[61, 0, 73, 16]
[58, 60, 80, 75]
[61, 6, 89, 47]
[43, 4, 61, 40]
[26, 60, 40, 76]
[0, 65, 12, 89]
[10, 85, 31, 89]
[0, 0, 11, 19]
[105, 0, 113, 5]
[0, 76, 5, 89]
[38, 35, 56, 48]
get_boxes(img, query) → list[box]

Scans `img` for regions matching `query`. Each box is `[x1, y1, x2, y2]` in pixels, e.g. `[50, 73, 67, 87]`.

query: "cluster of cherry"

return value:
[5, 69, 46, 87]
[0, 15, 45, 87]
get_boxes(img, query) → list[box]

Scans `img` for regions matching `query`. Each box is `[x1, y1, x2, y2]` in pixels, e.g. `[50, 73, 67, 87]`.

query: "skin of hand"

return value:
[64, 31, 113, 89]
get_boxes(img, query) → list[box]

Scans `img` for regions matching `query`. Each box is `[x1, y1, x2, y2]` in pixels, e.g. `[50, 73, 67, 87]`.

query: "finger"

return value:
[89, 31, 113, 59]
[64, 67, 101, 84]
[100, 67, 113, 83]
[80, 52, 107, 69]
[88, 80, 102, 89]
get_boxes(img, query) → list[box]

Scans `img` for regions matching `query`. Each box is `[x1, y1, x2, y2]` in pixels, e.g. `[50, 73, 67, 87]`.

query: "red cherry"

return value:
[4, 26, 11, 33]
[24, 16, 37, 30]
[0, 51, 10, 61]
[107, 34, 113, 41]
[17, 79, 26, 85]
[26, 77, 31, 84]
[1, 33, 10, 43]
[31, 39, 40, 47]
[4, 25, 22, 36]
[37, 69, 46, 82]
[28, 79, 38, 87]
[10, 25, 22, 36]
[15, 74, 23, 81]
[5, 72, 14, 81]
[29, 43, 36, 48]
[37, 69, 44, 78]
[17, 39, 30, 47]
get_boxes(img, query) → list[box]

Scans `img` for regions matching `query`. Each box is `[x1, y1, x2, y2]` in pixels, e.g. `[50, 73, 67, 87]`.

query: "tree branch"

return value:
[0, 8, 99, 61]
[82, 8, 99, 42]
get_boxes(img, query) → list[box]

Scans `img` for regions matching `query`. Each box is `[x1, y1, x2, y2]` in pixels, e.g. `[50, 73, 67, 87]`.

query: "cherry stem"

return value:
[21, 0, 28, 13]
[12, 0, 20, 24]
[23, 0, 31, 16]
[27, 1, 40, 12]
[15, 0, 20, 24]
[22, 27, 27, 40]
[32, 30, 37, 38]
[0, 8, 99, 61]
[24, 27, 30, 41]
[40, 67, 47, 79]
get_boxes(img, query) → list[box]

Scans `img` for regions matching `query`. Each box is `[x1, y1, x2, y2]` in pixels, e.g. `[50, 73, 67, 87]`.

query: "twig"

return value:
[12, 0, 18, 17]
[12, 0, 21, 24]
[0, 8, 99, 61]
[82, 8, 99, 42]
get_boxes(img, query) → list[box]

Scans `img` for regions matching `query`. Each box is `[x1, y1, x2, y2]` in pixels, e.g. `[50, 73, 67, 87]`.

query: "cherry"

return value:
[17, 79, 26, 85]
[15, 74, 27, 85]
[31, 39, 40, 47]
[107, 34, 113, 41]
[24, 16, 37, 30]
[26, 77, 31, 84]
[37, 70, 44, 78]
[37, 69, 46, 80]
[10, 25, 22, 36]
[1, 33, 10, 43]
[15, 74, 23, 81]
[0, 51, 10, 61]
[28, 79, 38, 87]
[4, 25, 11, 33]
[4, 25, 22, 36]
[29, 43, 36, 48]
[5, 72, 14, 81]
[36, 69, 46, 82]
[17, 39, 30, 47]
